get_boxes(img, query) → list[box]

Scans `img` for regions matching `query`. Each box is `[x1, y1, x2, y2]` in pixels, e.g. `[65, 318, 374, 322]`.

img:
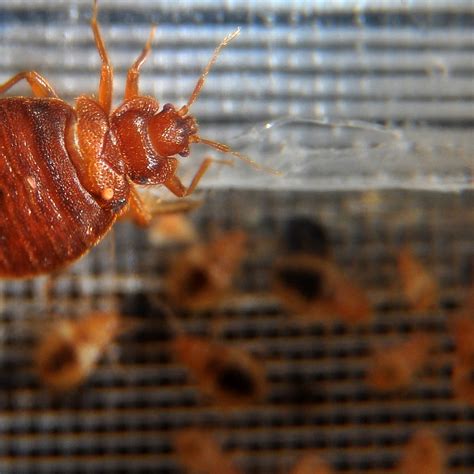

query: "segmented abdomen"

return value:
[0, 97, 115, 277]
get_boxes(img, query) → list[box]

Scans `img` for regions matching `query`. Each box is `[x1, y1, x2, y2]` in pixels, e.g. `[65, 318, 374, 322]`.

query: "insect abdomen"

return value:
[0, 98, 115, 277]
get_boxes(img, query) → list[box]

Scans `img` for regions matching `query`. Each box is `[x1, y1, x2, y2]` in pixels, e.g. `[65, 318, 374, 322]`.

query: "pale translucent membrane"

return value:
[179, 118, 474, 192]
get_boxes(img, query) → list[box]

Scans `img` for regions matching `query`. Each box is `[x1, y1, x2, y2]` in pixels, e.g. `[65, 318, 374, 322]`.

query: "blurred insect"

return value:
[273, 255, 372, 324]
[366, 333, 432, 392]
[173, 334, 267, 406]
[174, 429, 242, 474]
[397, 247, 439, 311]
[36, 311, 132, 391]
[166, 230, 248, 310]
[398, 429, 445, 474]
[290, 454, 333, 474]
[151, 300, 267, 406]
[0, 1, 275, 278]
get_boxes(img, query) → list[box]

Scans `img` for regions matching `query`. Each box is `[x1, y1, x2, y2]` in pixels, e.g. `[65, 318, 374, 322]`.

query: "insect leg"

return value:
[125, 25, 156, 100]
[91, 0, 113, 113]
[164, 157, 233, 197]
[126, 184, 152, 227]
[0, 71, 58, 97]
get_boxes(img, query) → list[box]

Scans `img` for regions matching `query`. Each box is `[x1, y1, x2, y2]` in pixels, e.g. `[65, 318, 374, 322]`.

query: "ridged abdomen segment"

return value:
[0, 98, 116, 277]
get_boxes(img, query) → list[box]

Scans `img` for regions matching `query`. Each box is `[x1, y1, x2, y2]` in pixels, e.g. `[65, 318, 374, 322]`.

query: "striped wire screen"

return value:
[0, 1, 473, 473]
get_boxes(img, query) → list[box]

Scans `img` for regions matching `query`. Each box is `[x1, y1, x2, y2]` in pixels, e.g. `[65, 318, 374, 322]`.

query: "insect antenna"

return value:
[179, 28, 241, 116]
[179, 28, 281, 175]
[191, 136, 282, 176]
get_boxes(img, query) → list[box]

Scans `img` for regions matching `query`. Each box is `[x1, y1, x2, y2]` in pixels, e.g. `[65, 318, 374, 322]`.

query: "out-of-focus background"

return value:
[0, 1, 472, 473]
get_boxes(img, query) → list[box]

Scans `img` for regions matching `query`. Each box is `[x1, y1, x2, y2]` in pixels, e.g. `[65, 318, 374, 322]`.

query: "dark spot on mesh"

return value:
[277, 267, 324, 300]
[216, 364, 256, 396]
[183, 266, 210, 296]
[118, 292, 152, 317]
[44, 343, 77, 374]
[283, 217, 330, 256]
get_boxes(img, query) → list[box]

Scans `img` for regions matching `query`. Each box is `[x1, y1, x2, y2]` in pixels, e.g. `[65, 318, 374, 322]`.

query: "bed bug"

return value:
[36, 311, 131, 391]
[366, 333, 432, 392]
[174, 429, 242, 474]
[0, 1, 270, 278]
[397, 247, 439, 312]
[153, 301, 267, 405]
[173, 334, 267, 406]
[273, 255, 372, 324]
[166, 230, 248, 310]
[399, 429, 445, 474]
[290, 454, 333, 474]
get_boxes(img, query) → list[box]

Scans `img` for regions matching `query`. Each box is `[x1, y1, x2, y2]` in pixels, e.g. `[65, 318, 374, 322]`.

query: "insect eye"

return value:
[162, 103, 175, 112]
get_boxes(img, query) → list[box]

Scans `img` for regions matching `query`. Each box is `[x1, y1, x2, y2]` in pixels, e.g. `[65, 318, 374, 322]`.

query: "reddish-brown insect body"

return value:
[36, 311, 126, 391]
[173, 335, 267, 406]
[273, 254, 372, 324]
[166, 230, 248, 310]
[0, 2, 252, 278]
[366, 333, 432, 392]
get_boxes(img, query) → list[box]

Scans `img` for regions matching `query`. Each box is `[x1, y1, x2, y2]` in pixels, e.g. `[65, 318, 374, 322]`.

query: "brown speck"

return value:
[43, 342, 77, 374]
